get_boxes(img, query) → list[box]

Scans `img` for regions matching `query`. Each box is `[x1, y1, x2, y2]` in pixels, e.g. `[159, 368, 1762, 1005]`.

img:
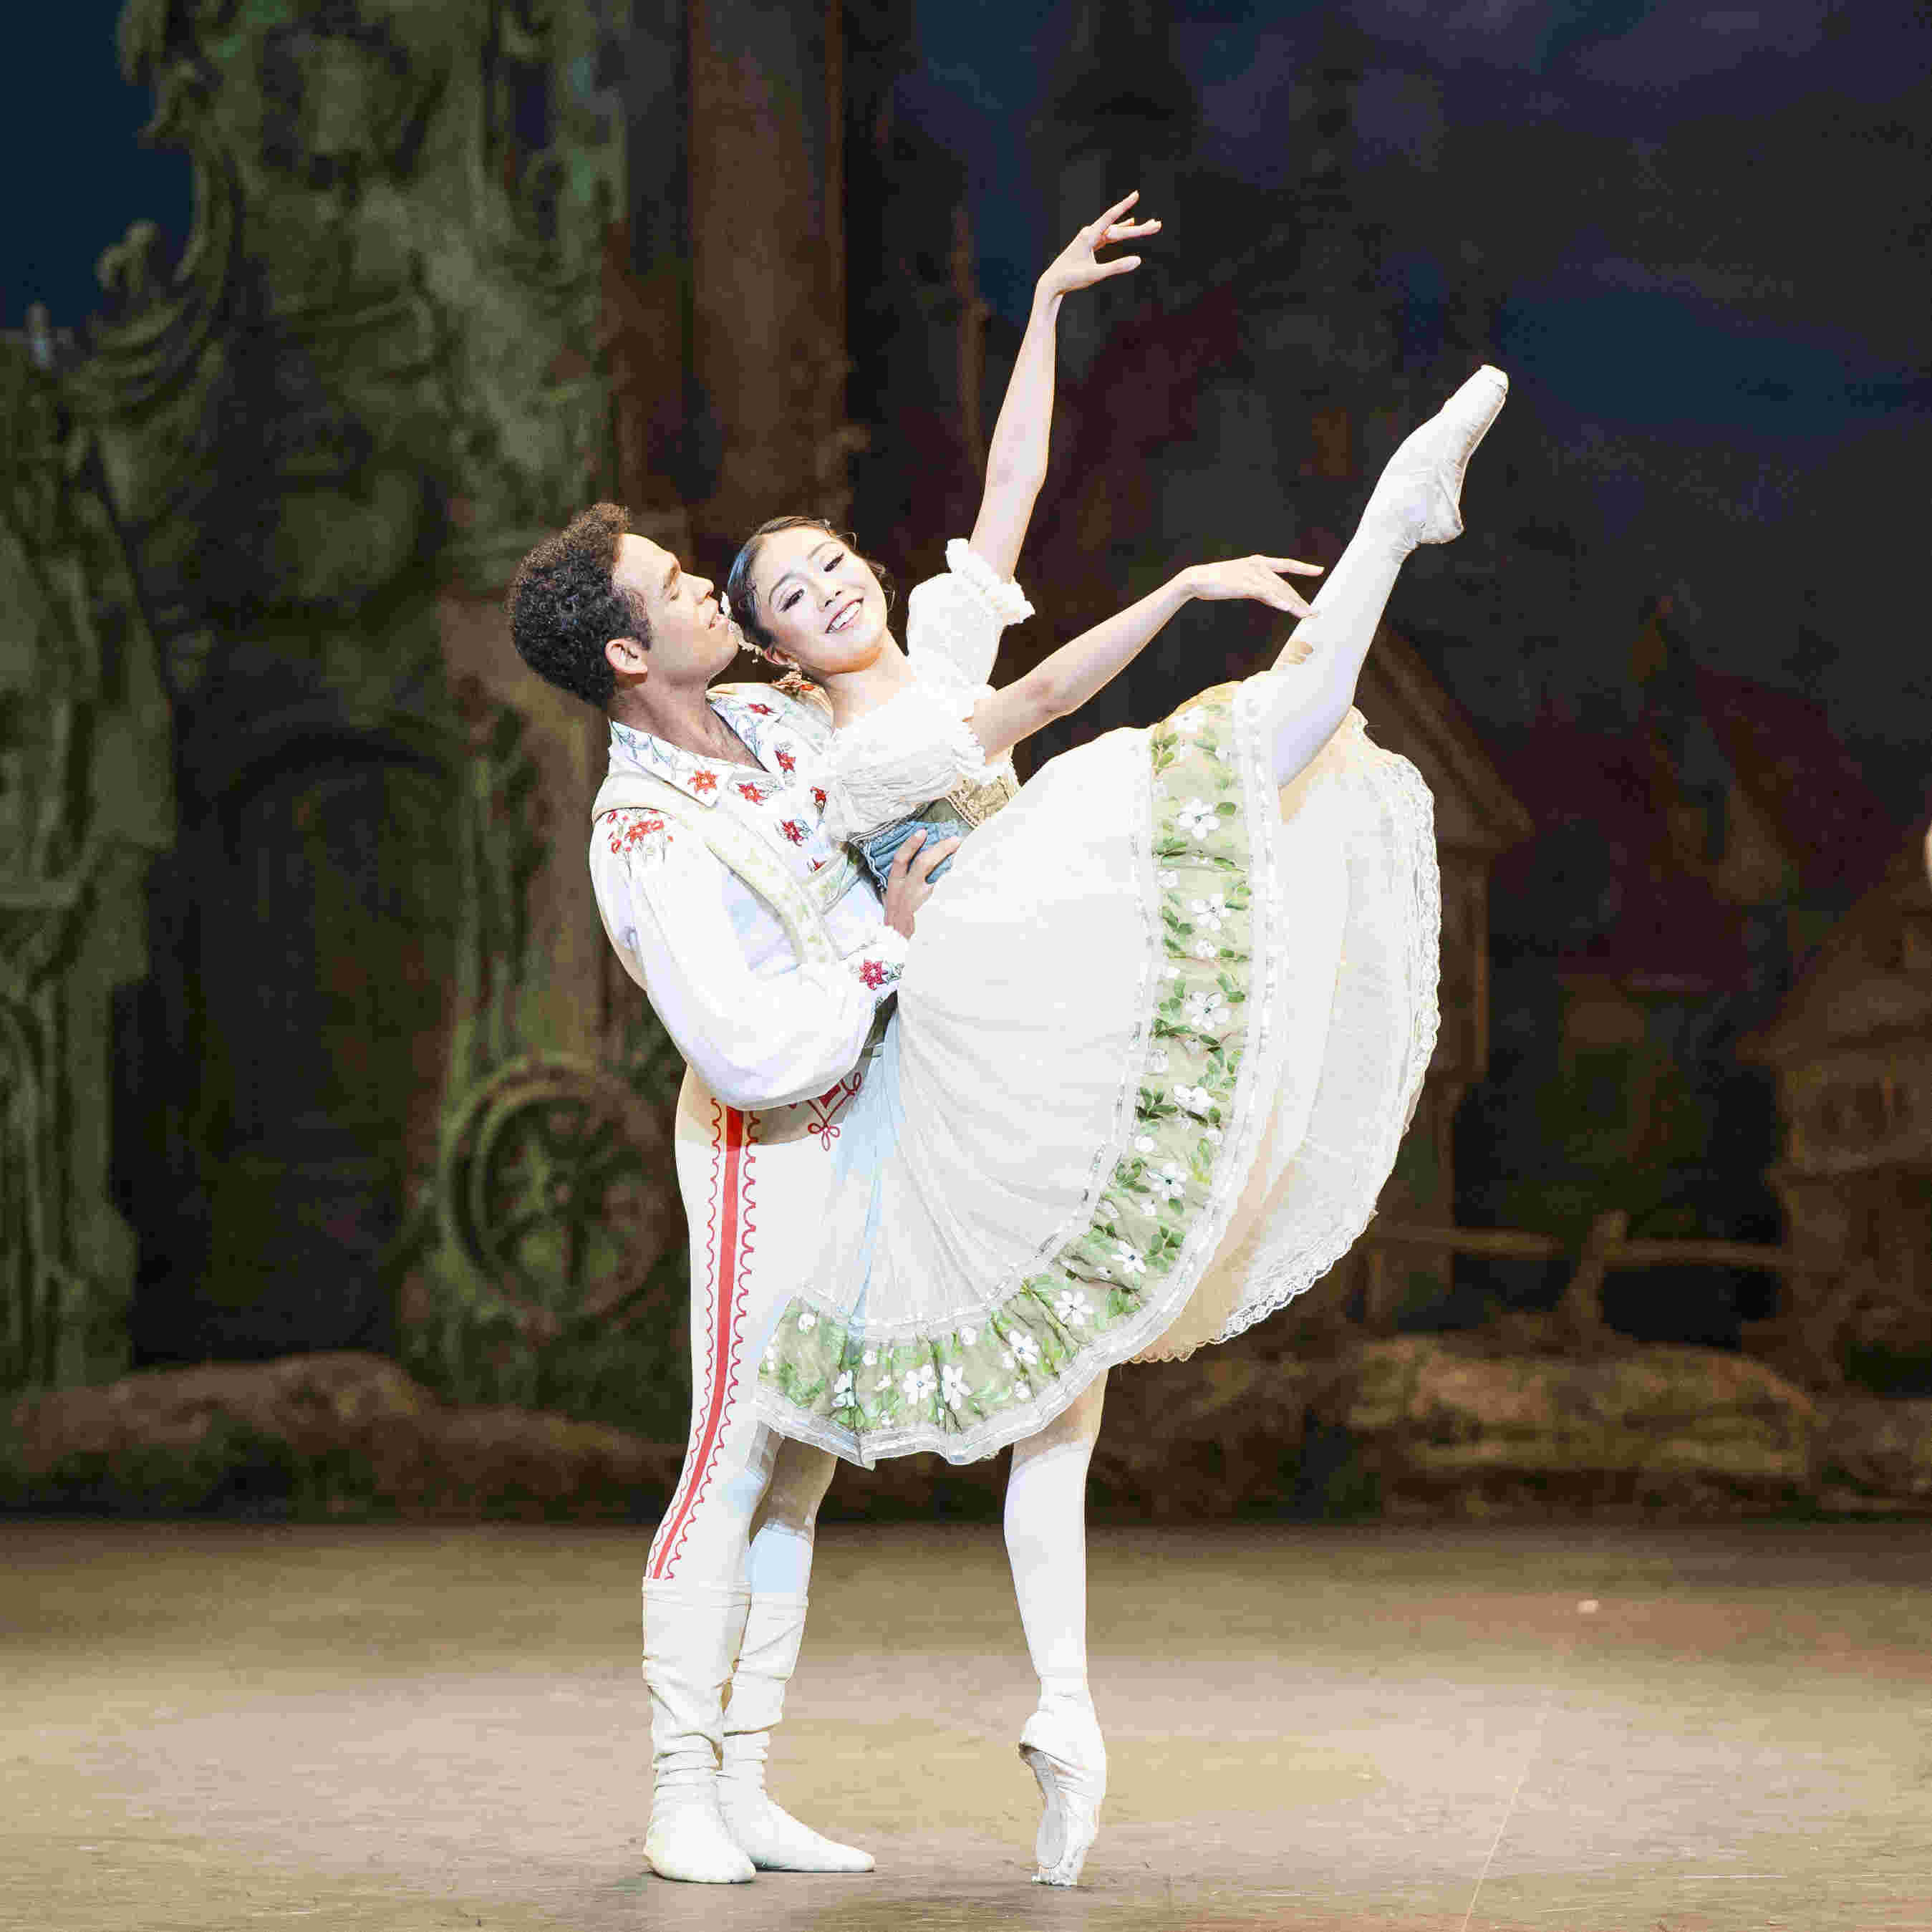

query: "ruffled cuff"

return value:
[845, 924, 909, 1001]
[944, 538, 1034, 626]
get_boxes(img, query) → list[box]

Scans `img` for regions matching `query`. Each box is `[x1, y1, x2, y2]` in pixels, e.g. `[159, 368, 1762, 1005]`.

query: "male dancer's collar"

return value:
[608, 692, 806, 810]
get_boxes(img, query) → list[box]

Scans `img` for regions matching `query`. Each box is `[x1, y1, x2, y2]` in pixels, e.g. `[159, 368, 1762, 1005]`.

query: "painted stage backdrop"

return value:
[4, 2, 1929, 1517]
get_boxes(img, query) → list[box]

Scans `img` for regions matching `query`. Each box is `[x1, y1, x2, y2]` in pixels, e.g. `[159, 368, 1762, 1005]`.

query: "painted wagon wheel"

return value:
[440, 1053, 677, 1337]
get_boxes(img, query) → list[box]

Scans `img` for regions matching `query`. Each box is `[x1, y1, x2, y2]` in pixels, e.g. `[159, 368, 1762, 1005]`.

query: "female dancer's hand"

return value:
[883, 829, 963, 940]
[1177, 554, 1323, 620]
[1038, 190, 1161, 301]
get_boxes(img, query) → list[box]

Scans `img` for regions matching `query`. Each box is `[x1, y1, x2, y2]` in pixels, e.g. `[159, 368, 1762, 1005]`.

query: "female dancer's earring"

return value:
[722, 596, 785, 667]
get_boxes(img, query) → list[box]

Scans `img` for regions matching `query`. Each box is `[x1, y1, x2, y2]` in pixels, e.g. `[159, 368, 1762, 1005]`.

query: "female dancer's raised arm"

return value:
[967, 553, 1325, 759]
[965, 191, 1161, 580]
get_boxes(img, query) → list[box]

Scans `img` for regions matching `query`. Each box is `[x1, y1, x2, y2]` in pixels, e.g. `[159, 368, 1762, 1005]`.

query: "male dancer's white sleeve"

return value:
[602, 825, 906, 1111]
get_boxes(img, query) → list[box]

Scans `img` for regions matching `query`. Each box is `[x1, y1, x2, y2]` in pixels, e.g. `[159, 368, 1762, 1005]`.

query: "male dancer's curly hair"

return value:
[506, 502, 648, 708]
[725, 515, 897, 659]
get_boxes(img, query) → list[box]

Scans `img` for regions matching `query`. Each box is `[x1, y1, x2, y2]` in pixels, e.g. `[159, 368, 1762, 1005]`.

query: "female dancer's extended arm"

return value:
[965, 192, 1159, 580]
[965, 555, 1323, 760]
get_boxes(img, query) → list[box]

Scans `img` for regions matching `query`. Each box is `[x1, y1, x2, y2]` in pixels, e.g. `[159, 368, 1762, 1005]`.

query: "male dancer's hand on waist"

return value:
[884, 828, 962, 938]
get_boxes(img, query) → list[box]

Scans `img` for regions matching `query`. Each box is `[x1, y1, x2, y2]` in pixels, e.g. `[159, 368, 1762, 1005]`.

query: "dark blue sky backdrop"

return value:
[11, 2, 1931, 814]
[895, 0, 1932, 816]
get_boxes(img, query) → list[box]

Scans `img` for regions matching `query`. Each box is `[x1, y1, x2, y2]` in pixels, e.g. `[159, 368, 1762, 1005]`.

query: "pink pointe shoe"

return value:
[1018, 1704, 1107, 1887]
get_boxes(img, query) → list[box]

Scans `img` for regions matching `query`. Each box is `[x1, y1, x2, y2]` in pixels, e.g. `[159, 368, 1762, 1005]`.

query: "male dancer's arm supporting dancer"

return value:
[505, 193, 1159, 1890]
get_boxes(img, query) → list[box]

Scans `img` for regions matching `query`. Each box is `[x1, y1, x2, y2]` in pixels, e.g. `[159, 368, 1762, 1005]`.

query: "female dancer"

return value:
[722, 362, 1506, 1884]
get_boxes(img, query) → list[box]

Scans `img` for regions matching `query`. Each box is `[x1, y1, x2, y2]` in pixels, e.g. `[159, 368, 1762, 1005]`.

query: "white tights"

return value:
[1260, 518, 1411, 787]
[1005, 1373, 1109, 1716]
[648, 1399, 836, 1598]
[652, 1366, 1110, 1726]
[1259, 363, 1504, 787]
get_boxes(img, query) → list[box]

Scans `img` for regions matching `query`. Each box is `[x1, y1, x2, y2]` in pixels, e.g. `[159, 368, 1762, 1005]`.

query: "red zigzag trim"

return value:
[648, 1101, 750, 1581]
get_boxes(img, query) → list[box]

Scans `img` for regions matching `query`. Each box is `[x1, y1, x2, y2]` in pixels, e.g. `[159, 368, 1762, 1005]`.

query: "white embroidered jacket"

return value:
[588, 541, 1032, 1114]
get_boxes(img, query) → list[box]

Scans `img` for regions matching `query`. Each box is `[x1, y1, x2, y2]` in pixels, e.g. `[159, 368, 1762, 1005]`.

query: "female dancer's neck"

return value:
[817, 638, 917, 732]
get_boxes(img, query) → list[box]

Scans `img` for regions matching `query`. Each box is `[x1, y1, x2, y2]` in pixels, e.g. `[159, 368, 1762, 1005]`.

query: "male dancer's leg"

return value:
[714, 1436, 873, 1870]
[1257, 366, 1508, 787]
[1005, 1372, 1109, 1886]
[642, 1088, 867, 1880]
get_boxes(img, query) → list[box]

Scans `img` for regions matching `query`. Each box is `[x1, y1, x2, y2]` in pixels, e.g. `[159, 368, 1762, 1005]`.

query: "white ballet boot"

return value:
[1363, 363, 1509, 549]
[1018, 1699, 1107, 1887]
[642, 1582, 757, 1884]
[718, 1591, 875, 1873]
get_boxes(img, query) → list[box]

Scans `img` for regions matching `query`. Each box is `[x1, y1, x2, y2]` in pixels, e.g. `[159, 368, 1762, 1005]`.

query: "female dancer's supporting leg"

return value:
[1004, 1372, 1109, 1885]
[996, 364, 1508, 1889]
[1261, 365, 1508, 786]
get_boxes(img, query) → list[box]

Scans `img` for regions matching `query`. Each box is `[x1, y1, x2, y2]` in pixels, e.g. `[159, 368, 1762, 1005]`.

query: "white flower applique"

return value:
[1053, 1289, 1094, 1325]
[940, 1364, 969, 1411]
[1109, 1241, 1147, 1279]
[1176, 798, 1219, 841]
[1189, 892, 1230, 932]
[1174, 1083, 1214, 1118]
[1184, 988, 1232, 1033]
[901, 1363, 938, 1406]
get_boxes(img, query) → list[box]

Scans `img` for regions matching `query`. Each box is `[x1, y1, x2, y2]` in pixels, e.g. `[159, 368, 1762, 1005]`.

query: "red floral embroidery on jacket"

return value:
[774, 748, 796, 774]
[746, 702, 774, 716]
[811, 786, 827, 811]
[690, 769, 718, 793]
[606, 811, 669, 854]
[778, 820, 806, 845]
[737, 781, 765, 803]
[858, 957, 896, 990]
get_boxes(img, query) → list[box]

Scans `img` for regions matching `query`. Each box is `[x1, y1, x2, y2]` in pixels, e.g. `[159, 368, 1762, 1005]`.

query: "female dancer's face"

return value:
[748, 525, 889, 677]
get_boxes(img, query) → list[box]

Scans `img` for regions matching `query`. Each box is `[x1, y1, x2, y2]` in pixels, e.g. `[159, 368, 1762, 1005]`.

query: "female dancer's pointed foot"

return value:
[1366, 364, 1510, 550]
[1018, 1704, 1106, 1886]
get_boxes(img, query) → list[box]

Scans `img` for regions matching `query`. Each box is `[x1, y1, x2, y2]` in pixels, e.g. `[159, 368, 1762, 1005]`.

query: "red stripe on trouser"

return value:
[648, 1102, 748, 1582]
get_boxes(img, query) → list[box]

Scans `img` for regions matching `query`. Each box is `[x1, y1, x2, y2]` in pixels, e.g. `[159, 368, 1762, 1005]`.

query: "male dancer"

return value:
[506, 194, 1156, 1888]
[508, 506, 967, 1883]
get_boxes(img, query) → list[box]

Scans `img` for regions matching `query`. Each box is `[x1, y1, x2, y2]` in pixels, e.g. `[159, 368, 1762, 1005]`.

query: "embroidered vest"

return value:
[590, 685, 863, 971]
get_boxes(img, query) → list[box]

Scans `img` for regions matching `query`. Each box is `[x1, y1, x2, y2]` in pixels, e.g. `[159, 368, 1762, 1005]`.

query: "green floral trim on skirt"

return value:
[758, 684, 1253, 1451]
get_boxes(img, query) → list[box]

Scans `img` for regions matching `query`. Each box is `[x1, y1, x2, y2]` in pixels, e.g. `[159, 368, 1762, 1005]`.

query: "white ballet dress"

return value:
[755, 544, 1441, 1467]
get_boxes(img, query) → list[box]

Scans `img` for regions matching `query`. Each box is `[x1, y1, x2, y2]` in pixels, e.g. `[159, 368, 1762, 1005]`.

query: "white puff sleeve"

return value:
[596, 817, 904, 1110]
[902, 538, 1034, 690]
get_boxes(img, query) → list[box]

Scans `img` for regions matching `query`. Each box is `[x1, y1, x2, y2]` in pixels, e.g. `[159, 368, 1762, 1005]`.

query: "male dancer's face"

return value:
[605, 533, 740, 693]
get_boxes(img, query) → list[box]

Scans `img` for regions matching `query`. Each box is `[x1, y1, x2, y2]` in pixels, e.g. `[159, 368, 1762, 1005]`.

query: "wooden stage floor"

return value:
[6, 1519, 1928, 1931]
